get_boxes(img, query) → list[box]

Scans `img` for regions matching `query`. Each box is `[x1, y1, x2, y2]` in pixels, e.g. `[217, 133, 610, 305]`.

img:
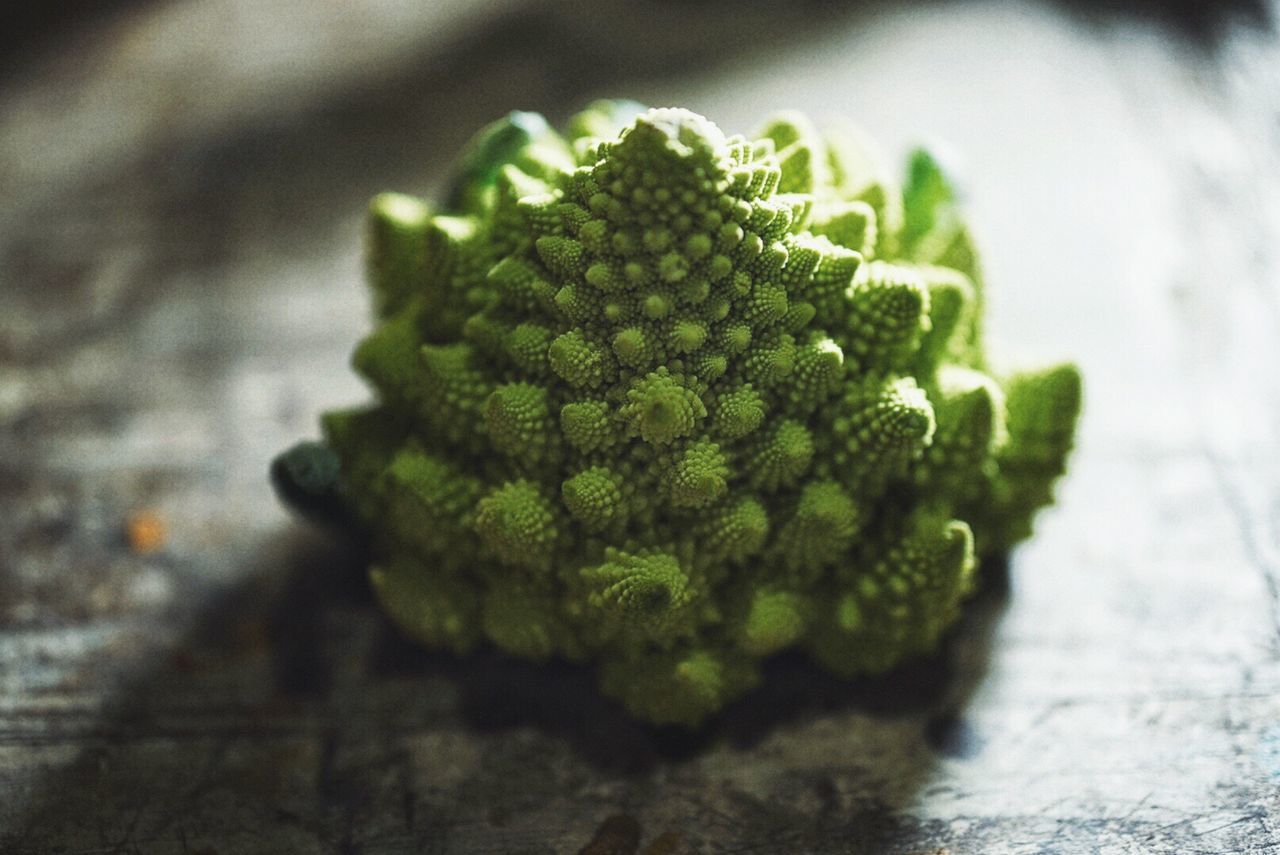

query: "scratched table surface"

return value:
[2, 0, 1279, 852]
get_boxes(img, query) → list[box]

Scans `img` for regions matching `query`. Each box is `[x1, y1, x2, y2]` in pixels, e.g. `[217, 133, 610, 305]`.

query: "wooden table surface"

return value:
[2, 1, 1279, 852]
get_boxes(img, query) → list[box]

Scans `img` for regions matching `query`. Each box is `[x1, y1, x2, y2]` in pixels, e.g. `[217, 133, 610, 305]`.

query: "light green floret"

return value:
[280, 101, 1082, 726]
[581, 548, 694, 638]
[562, 466, 626, 531]
[620, 368, 707, 445]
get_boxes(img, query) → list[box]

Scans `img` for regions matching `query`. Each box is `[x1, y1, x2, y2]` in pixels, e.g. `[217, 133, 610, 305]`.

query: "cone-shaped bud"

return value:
[366, 192, 432, 318]
[549, 330, 611, 388]
[773, 480, 865, 575]
[562, 466, 626, 531]
[810, 512, 974, 676]
[711, 385, 766, 439]
[620, 369, 707, 445]
[747, 419, 814, 492]
[831, 376, 935, 490]
[666, 440, 730, 508]
[582, 549, 692, 630]
[699, 497, 770, 564]
[485, 383, 553, 460]
[473, 480, 558, 571]
[739, 589, 809, 656]
[787, 337, 845, 415]
[560, 400, 615, 453]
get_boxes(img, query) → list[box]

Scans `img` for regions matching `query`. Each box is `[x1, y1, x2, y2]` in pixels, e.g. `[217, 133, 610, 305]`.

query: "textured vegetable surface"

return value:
[273, 102, 1081, 726]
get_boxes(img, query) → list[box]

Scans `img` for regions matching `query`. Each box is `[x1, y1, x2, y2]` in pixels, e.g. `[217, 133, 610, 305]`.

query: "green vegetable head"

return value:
[274, 102, 1081, 726]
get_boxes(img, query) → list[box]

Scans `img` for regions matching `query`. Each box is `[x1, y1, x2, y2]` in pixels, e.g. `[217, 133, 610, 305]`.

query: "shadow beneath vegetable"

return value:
[374, 553, 1012, 772]
[8, 517, 1009, 851]
[7, 519, 1009, 852]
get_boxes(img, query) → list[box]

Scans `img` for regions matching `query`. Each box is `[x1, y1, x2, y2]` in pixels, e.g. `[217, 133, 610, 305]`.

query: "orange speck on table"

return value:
[126, 509, 167, 553]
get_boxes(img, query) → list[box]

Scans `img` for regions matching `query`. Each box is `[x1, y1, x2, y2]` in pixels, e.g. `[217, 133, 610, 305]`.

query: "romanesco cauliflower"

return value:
[273, 102, 1081, 726]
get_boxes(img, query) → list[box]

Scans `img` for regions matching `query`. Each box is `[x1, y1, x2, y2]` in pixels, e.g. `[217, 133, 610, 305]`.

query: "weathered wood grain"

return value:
[1, 1, 1278, 852]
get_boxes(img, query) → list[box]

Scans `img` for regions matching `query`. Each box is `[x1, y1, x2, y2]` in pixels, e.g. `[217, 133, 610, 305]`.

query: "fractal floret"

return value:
[273, 102, 1081, 725]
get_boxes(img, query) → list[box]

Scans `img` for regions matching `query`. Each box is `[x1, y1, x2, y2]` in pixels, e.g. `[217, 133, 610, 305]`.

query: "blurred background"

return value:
[2, 1, 1279, 852]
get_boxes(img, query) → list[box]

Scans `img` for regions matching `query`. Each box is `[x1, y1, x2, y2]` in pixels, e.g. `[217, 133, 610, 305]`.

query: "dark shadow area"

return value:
[7, 514, 1008, 850]
[398, 556, 1011, 770]
[1048, 0, 1271, 49]
[1, 0, 1269, 96]
[597, 0, 1274, 56]
[0, 0, 154, 80]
